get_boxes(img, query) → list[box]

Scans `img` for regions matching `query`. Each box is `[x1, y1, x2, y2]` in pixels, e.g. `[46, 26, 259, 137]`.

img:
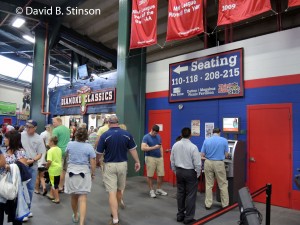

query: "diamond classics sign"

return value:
[61, 86, 116, 114]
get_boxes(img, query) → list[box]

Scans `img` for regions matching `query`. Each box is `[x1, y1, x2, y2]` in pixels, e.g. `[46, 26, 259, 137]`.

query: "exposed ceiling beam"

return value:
[59, 26, 117, 67]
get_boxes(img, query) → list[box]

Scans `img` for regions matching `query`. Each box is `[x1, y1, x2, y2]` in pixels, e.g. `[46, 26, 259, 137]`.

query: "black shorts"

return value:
[49, 175, 60, 189]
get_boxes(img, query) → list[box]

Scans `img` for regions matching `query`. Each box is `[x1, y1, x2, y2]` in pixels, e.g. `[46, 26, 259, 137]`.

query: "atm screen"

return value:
[229, 147, 233, 153]
[223, 117, 240, 133]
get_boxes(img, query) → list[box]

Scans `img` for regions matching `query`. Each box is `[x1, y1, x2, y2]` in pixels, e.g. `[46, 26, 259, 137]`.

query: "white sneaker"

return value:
[28, 212, 33, 218]
[22, 217, 29, 222]
[155, 189, 168, 196]
[149, 190, 156, 198]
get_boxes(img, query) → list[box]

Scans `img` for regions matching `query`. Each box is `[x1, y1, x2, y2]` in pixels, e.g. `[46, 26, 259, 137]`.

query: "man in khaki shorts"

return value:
[96, 115, 140, 225]
[141, 124, 168, 198]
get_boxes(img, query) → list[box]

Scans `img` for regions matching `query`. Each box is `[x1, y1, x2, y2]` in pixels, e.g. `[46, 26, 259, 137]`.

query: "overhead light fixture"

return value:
[56, 73, 64, 78]
[28, 63, 33, 67]
[23, 35, 35, 43]
[12, 18, 25, 28]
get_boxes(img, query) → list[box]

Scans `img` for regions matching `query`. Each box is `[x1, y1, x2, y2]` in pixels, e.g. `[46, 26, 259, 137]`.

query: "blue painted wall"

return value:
[145, 83, 300, 190]
[0, 115, 18, 126]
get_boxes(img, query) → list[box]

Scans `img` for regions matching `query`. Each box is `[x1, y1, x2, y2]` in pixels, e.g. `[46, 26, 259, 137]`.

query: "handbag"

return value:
[0, 172, 18, 200]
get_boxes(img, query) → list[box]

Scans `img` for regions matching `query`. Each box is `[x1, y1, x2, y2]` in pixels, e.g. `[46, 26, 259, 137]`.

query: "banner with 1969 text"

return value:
[217, 0, 272, 26]
[166, 0, 204, 42]
[169, 48, 244, 102]
[130, 0, 157, 49]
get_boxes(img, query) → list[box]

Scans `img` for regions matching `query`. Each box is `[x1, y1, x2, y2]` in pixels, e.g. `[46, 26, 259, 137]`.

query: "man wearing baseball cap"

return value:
[21, 119, 46, 218]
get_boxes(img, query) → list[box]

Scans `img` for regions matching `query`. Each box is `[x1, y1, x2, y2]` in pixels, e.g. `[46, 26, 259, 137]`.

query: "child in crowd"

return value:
[45, 136, 62, 204]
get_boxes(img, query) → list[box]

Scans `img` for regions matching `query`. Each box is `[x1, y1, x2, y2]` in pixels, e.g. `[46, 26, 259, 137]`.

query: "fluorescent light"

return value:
[23, 35, 35, 43]
[12, 18, 25, 28]
[28, 63, 33, 66]
[56, 74, 64, 78]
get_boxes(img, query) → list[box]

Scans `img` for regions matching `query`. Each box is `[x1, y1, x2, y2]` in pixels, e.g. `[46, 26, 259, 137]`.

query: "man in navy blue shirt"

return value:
[141, 124, 168, 198]
[96, 115, 140, 225]
[201, 128, 229, 209]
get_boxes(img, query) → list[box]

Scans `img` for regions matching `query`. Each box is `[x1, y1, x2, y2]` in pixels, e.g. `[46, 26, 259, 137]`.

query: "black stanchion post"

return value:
[265, 184, 272, 225]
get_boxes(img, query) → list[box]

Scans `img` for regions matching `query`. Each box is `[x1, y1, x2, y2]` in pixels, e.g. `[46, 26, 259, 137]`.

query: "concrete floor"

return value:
[3, 169, 300, 225]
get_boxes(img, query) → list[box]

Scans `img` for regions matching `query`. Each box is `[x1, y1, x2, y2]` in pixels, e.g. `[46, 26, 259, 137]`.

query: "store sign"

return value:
[61, 86, 116, 114]
[169, 48, 244, 102]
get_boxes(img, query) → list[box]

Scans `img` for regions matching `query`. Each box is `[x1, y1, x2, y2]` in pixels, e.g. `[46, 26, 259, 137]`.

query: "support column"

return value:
[117, 0, 146, 176]
[31, 28, 49, 133]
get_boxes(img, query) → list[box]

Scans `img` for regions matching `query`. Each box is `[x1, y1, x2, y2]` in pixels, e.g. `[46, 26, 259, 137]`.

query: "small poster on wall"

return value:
[191, 120, 200, 136]
[205, 123, 214, 139]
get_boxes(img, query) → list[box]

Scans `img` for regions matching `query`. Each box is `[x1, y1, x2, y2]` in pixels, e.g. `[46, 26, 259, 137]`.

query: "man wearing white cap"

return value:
[21, 120, 46, 218]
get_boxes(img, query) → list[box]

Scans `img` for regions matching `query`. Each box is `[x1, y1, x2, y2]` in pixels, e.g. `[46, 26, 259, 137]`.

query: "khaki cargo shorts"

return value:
[103, 161, 127, 192]
[145, 156, 165, 177]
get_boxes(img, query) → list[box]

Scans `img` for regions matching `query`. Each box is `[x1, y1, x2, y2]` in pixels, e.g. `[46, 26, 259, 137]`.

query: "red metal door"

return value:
[147, 110, 172, 183]
[247, 104, 292, 208]
[3, 118, 12, 125]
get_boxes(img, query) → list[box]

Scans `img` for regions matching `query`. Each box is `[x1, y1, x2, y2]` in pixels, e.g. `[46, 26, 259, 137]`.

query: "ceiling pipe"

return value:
[58, 39, 113, 69]
[41, 22, 51, 115]
[0, 14, 10, 27]
[0, 0, 33, 27]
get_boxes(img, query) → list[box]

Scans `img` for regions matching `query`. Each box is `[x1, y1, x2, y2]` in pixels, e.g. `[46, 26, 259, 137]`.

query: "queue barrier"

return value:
[192, 184, 272, 225]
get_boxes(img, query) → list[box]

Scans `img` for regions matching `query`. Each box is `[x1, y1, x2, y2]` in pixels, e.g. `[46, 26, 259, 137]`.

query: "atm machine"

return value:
[217, 140, 246, 205]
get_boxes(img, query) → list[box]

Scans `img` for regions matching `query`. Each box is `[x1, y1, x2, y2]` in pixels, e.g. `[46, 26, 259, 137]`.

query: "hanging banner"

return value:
[217, 0, 272, 26]
[129, 0, 157, 49]
[61, 86, 116, 115]
[166, 0, 204, 42]
[288, 0, 300, 7]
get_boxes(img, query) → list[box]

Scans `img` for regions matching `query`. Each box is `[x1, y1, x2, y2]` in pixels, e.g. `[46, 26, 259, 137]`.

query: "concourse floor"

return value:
[3, 168, 300, 225]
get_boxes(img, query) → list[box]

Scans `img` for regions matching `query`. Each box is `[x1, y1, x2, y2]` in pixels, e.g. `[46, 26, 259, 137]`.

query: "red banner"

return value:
[288, 0, 300, 7]
[166, 0, 204, 42]
[217, 0, 272, 26]
[129, 0, 157, 49]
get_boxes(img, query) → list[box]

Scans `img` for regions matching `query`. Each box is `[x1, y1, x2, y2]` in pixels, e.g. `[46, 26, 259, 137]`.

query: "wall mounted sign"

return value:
[61, 86, 116, 114]
[0, 101, 17, 116]
[191, 119, 200, 136]
[169, 48, 244, 102]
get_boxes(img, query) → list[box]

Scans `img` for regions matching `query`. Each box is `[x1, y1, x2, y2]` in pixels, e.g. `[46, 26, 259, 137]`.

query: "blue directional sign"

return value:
[169, 48, 244, 102]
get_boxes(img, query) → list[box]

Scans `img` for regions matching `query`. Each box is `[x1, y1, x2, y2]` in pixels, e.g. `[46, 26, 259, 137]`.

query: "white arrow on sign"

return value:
[173, 65, 188, 74]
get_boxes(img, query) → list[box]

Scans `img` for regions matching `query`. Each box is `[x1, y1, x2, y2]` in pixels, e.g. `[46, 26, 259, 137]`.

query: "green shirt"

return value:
[47, 146, 62, 176]
[52, 125, 70, 156]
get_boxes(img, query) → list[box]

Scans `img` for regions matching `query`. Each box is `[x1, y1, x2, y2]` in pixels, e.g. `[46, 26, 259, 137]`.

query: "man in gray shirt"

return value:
[21, 120, 46, 216]
[170, 127, 201, 224]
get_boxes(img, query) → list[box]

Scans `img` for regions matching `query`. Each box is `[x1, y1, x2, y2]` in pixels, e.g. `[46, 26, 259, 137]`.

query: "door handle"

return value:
[249, 157, 256, 162]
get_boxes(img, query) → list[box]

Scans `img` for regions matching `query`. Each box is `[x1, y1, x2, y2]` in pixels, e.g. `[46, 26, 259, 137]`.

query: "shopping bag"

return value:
[0, 172, 18, 200]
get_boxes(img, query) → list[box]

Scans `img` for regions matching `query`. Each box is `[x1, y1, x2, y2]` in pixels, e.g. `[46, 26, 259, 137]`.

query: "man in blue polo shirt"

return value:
[201, 128, 229, 209]
[141, 124, 168, 198]
[96, 115, 140, 225]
